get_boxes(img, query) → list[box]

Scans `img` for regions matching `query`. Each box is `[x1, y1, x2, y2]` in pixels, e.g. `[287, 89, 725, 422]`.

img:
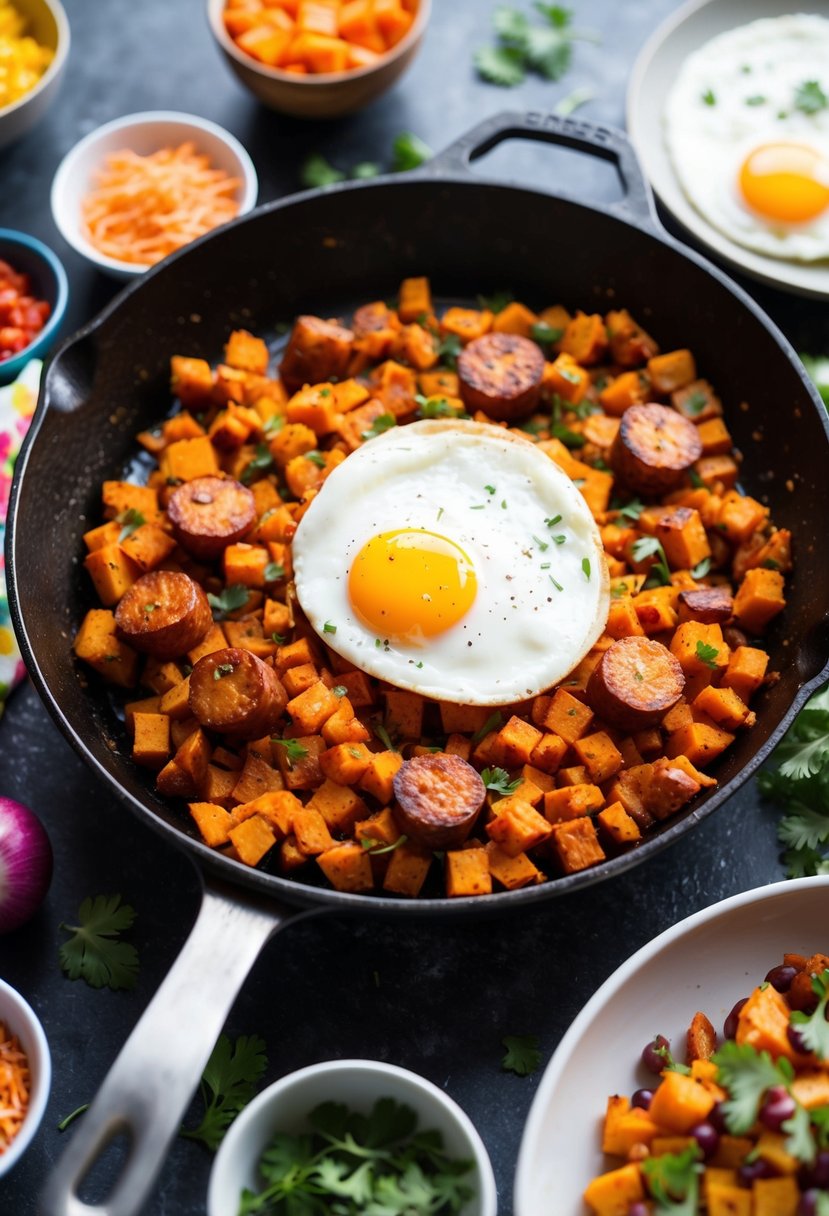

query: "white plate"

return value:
[514, 875, 829, 1216]
[627, 0, 829, 298]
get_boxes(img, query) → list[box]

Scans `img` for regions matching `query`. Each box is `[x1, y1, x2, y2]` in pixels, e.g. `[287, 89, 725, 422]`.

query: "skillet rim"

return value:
[8, 164, 829, 919]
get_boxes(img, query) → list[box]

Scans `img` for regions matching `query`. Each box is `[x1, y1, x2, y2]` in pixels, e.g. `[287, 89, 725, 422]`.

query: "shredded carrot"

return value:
[81, 142, 242, 267]
[0, 1022, 30, 1153]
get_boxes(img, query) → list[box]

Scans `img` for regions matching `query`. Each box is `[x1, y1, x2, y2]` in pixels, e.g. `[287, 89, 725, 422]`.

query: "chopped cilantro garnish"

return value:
[306, 450, 326, 469]
[701, 88, 716, 106]
[690, 557, 712, 579]
[501, 1034, 542, 1076]
[695, 640, 720, 670]
[530, 321, 563, 346]
[581, 557, 591, 580]
[794, 80, 828, 115]
[264, 562, 285, 582]
[481, 767, 522, 796]
[631, 535, 671, 586]
[116, 508, 145, 542]
[323, 621, 337, 634]
[273, 738, 308, 766]
[207, 584, 250, 620]
[241, 442, 274, 484]
[361, 413, 396, 440]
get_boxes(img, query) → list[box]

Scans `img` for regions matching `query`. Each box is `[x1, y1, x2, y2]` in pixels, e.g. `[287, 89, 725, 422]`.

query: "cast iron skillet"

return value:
[8, 113, 829, 1216]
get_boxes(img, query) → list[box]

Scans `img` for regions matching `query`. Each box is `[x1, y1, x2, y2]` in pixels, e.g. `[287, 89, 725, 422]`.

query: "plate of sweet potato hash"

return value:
[515, 876, 829, 1216]
[66, 275, 794, 901]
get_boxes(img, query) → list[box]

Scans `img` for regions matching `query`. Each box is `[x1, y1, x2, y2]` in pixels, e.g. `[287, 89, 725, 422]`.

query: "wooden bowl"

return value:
[205, 0, 431, 118]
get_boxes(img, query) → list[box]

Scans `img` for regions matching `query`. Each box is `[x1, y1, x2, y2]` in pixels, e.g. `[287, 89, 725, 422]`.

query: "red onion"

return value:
[0, 797, 52, 933]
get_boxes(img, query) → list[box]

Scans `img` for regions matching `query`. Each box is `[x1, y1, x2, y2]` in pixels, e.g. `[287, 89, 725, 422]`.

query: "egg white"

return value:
[665, 14, 829, 262]
[292, 419, 609, 706]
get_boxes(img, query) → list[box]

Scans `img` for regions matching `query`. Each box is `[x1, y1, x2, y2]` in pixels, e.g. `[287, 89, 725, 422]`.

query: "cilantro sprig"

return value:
[641, 1144, 702, 1215]
[475, 3, 599, 88]
[631, 535, 671, 586]
[713, 1042, 794, 1134]
[116, 508, 145, 542]
[182, 1033, 268, 1151]
[239, 1098, 474, 1215]
[300, 133, 432, 190]
[59, 895, 139, 991]
[791, 969, 829, 1060]
[794, 80, 828, 115]
[695, 640, 720, 670]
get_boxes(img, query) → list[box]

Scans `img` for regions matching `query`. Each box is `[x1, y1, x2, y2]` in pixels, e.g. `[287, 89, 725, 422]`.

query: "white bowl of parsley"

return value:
[208, 1058, 497, 1216]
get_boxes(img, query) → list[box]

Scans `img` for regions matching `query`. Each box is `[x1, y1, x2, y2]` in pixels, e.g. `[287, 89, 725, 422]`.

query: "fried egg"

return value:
[665, 14, 829, 261]
[292, 419, 609, 706]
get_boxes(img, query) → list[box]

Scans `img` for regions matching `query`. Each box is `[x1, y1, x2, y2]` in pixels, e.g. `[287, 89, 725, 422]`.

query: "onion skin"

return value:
[0, 797, 53, 934]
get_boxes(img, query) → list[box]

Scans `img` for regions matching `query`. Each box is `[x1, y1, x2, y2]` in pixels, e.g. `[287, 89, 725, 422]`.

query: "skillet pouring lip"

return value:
[8, 163, 829, 917]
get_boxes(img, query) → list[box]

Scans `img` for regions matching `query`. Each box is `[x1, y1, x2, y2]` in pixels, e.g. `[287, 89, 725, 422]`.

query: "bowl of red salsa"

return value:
[0, 229, 67, 384]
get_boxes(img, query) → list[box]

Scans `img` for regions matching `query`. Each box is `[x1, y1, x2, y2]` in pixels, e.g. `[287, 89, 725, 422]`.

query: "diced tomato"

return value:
[0, 258, 51, 363]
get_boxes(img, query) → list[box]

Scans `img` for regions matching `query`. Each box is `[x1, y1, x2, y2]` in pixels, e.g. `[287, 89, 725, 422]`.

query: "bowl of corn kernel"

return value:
[0, 0, 69, 150]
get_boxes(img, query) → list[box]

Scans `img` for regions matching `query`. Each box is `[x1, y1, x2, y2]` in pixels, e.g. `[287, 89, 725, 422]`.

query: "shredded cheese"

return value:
[81, 142, 242, 267]
[0, 1022, 30, 1153]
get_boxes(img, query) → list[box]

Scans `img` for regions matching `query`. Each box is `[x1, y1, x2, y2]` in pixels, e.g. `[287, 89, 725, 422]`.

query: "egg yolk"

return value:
[739, 143, 829, 223]
[348, 529, 477, 644]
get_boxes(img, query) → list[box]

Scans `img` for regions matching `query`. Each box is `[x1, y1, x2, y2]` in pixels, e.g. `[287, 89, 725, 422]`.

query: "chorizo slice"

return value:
[168, 476, 256, 560]
[678, 586, 734, 625]
[189, 647, 288, 740]
[115, 571, 212, 659]
[587, 636, 685, 732]
[457, 333, 544, 422]
[280, 315, 354, 393]
[610, 403, 703, 496]
[392, 753, 486, 849]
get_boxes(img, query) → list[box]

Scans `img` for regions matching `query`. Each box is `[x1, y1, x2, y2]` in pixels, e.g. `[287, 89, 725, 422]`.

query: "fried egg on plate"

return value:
[292, 419, 609, 706]
[665, 14, 829, 261]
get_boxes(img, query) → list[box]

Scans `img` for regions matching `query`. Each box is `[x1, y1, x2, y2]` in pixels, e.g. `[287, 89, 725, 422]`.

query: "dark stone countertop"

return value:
[0, 0, 827, 1212]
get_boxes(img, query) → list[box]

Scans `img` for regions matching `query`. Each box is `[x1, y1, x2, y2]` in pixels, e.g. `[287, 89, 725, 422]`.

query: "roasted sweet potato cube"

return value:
[571, 731, 624, 784]
[228, 815, 277, 866]
[274, 735, 325, 790]
[438, 702, 493, 735]
[485, 842, 542, 891]
[544, 784, 604, 823]
[382, 690, 424, 740]
[83, 544, 142, 607]
[693, 685, 752, 730]
[722, 646, 769, 702]
[225, 329, 269, 375]
[286, 680, 339, 734]
[382, 842, 432, 897]
[445, 848, 492, 897]
[73, 608, 139, 687]
[597, 801, 641, 845]
[307, 778, 368, 833]
[132, 713, 171, 770]
[647, 349, 696, 393]
[542, 689, 594, 743]
[316, 841, 374, 892]
[495, 716, 543, 767]
[549, 817, 606, 874]
[188, 797, 234, 849]
[280, 316, 354, 394]
[292, 808, 335, 855]
[734, 568, 785, 633]
[231, 753, 284, 803]
[359, 750, 403, 804]
[171, 356, 214, 407]
[486, 798, 552, 857]
[655, 507, 711, 570]
[583, 1164, 645, 1215]
[320, 702, 371, 746]
[665, 722, 734, 768]
[201, 765, 237, 808]
[560, 311, 607, 365]
[397, 276, 432, 323]
[160, 436, 220, 482]
[320, 742, 372, 785]
[529, 732, 568, 774]
[718, 490, 769, 545]
[648, 1070, 716, 1133]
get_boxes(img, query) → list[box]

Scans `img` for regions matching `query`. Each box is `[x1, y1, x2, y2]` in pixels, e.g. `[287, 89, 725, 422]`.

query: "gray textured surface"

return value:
[0, 0, 825, 1212]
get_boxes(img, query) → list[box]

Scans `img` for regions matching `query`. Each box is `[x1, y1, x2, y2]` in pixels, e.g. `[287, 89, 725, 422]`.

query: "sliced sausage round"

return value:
[610, 403, 703, 496]
[168, 476, 256, 560]
[115, 571, 212, 659]
[392, 753, 486, 849]
[189, 647, 288, 740]
[587, 636, 685, 731]
[678, 586, 734, 625]
[457, 333, 544, 422]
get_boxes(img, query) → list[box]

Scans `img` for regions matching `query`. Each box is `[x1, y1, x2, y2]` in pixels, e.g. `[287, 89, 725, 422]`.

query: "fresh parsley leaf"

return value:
[264, 562, 285, 582]
[702, 88, 716, 106]
[641, 1144, 702, 1215]
[782, 1099, 817, 1164]
[615, 497, 644, 522]
[695, 640, 720, 670]
[305, 450, 326, 469]
[690, 557, 711, 579]
[263, 415, 284, 439]
[182, 1033, 267, 1151]
[474, 44, 526, 86]
[791, 969, 829, 1060]
[241, 442, 274, 485]
[58, 895, 139, 991]
[213, 663, 234, 680]
[531, 321, 563, 346]
[437, 333, 463, 370]
[713, 1041, 793, 1133]
[208, 584, 250, 620]
[361, 412, 396, 440]
[550, 419, 585, 448]
[415, 393, 463, 420]
[502, 1034, 542, 1076]
[745, 94, 766, 106]
[391, 132, 433, 172]
[481, 766, 522, 796]
[794, 80, 828, 115]
[301, 154, 346, 189]
[116, 508, 145, 542]
[685, 389, 708, 416]
[272, 738, 308, 767]
[631, 535, 671, 585]
[777, 805, 829, 852]
[477, 290, 514, 314]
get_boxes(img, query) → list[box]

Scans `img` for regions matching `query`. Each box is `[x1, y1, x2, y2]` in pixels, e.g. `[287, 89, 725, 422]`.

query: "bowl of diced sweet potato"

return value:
[206, 0, 430, 119]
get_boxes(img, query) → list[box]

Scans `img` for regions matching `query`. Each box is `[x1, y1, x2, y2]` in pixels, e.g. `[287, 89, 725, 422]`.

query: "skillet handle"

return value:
[426, 110, 657, 229]
[39, 876, 312, 1216]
